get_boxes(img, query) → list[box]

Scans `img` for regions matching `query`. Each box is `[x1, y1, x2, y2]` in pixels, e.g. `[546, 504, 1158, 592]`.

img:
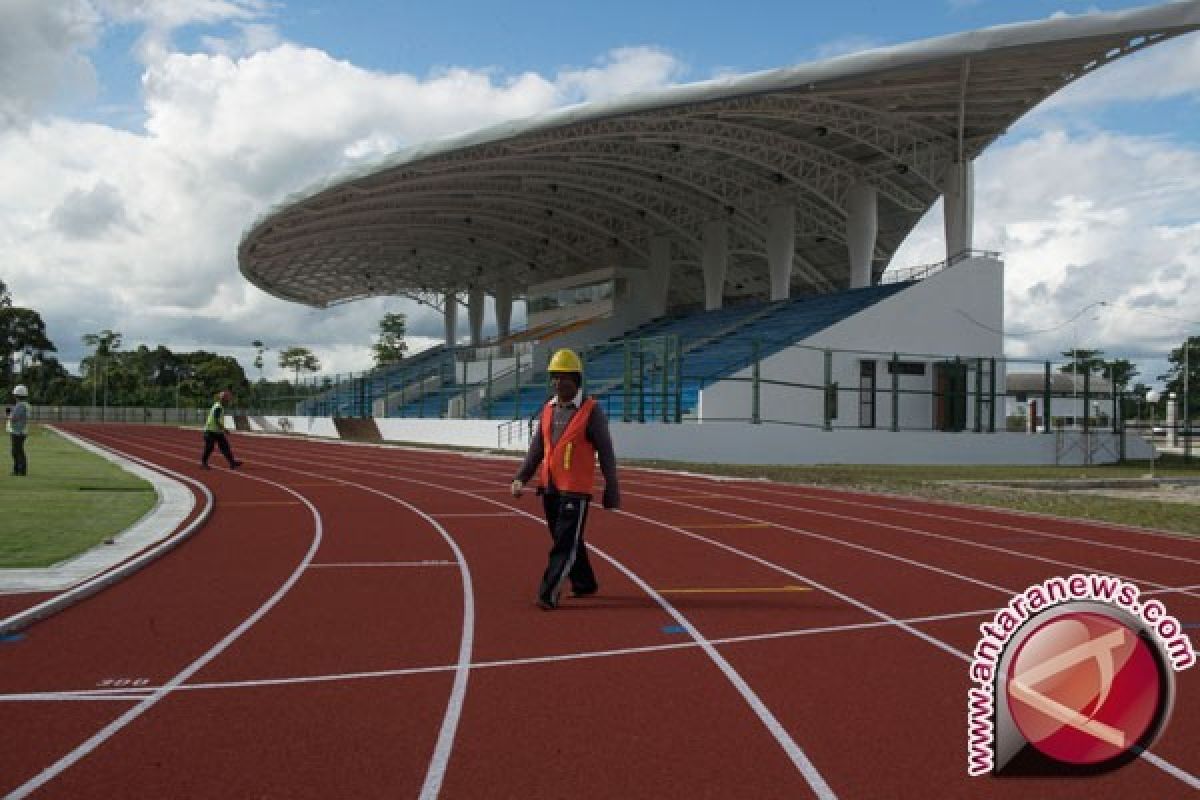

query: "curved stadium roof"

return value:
[239, 2, 1200, 311]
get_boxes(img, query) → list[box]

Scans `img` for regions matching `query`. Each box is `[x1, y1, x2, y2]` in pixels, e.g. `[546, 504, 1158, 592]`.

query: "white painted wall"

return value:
[700, 256, 1005, 428]
[376, 418, 510, 449]
[246, 415, 340, 438]
[254, 414, 1149, 466]
[609, 422, 1151, 466]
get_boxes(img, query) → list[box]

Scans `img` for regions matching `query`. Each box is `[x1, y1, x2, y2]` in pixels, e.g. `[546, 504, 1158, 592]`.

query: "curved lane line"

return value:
[203, 436, 837, 799]
[252, 440, 1200, 792]
[0, 438, 213, 636]
[66, 428, 476, 800]
[6, 452, 324, 800]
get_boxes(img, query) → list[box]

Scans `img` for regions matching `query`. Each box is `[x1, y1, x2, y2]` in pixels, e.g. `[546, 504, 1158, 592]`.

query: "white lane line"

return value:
[307, 561, 458, 568]
[639, 486, 1200, 601]
[6, 459, 325, 800]
[329, 449, 1200, 791]
[619, 495, 1200, 790]
[432, 512, 523, 517]
[0, 608, 998, 703]
[666, 475, 1200, 551]
[70, 430, 478, 800]
[216, 443, 839, 799]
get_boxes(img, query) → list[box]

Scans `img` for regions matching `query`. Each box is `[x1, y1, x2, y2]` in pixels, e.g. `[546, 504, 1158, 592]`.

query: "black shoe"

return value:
[536, 594, 557, 610]
[230, 460, 243, 469]
[571, 585, 598, 598]
[200, 463, 211, 470]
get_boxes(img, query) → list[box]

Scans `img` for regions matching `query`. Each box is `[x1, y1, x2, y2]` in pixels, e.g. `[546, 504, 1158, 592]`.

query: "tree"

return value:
[252, 340, 268, 382]
[1103, 358, 1138, 390]
[1058, 348, 1107, 376]
[279, 346, 321, 385]
[1157, 335, 1200, 422]
[81, 329, 122, 406]
[372, 312, 408, 368]
[1, 307, 57, 388]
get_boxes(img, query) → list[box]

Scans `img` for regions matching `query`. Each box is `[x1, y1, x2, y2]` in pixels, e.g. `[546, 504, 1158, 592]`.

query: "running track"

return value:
[1, 424, 1197, 799]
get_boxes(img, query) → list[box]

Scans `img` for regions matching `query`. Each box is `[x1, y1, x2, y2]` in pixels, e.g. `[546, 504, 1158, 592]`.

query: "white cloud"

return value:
[1037, 34, 1200, 112]
[0, 0, 101, 129]
[0, 30, 682, 377]
[892, 127, 1200, 381]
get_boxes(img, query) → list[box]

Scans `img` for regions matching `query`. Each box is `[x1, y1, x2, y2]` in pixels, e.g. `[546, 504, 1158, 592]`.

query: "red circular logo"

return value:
[1005, 611, 1165, 766]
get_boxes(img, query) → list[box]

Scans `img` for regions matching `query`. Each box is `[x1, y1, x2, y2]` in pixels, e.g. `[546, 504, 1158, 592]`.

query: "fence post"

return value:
[1082, 368, 1091, 435]
[485, 352, 493, 419]
[661, 336, 670, 423]
[890, 352, 899, 432]
[1042, 361, 1052, 434]
[989, 357, 997, 433]
[823, 348, 833, 431]
[637, 344, 645, 423]
[751, 338, 761, 424]
[623, 341, 632, 423]
[974, 357, 983, 433]
[513, 350, 521, 421]
[674, 335, 683, 423]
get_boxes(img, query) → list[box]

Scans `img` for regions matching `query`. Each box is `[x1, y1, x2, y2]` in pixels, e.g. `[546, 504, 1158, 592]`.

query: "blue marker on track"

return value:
[661, 625, 687, 635]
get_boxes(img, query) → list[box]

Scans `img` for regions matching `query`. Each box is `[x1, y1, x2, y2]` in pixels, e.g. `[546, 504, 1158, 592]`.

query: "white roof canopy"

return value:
[239, 2, 1200, 310]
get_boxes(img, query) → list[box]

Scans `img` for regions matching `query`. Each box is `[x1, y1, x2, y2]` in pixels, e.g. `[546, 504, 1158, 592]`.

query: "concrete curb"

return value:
[0, 428, 213, 635]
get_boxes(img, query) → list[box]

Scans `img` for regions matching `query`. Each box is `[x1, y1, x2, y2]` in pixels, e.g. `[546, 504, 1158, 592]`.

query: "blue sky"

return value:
[2, 0, 1198, 383]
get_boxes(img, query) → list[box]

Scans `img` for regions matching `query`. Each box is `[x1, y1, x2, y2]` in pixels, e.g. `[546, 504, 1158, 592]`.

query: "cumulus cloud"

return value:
[0, 19, 683, 376]
[891, 127, 1200, 377]
[50, 180, 134, 239]
[1038, 33, 1200, 112]
[0, 0, 101, 129]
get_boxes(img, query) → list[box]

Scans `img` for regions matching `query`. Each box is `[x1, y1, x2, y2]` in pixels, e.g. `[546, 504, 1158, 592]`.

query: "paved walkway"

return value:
[0, 428, 193, 594]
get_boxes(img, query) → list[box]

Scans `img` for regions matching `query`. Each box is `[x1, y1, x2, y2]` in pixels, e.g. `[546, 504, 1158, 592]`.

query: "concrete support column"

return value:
[943, 159, 975, 260]
[467, 287, 485, 346]
[443, 291, 458, 349]
[702, 218, 728, 311]
[494, 285, 512, 339]
[648, 235, 672, 317]
[846, 182, 877, 289]
[766, 205, 795, 301]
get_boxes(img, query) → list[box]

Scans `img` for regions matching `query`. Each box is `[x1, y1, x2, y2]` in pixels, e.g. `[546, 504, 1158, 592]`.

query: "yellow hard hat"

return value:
[547, 348, 583, 374]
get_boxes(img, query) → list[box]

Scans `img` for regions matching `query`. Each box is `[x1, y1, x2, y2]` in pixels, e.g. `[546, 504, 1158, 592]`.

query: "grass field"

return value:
[628, 456, 1200, 537]
[0, 426, 156, 568]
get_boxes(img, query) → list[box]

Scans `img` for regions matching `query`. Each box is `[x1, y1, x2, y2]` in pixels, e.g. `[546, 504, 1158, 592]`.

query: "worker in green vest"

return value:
[201, 389, 243, 470]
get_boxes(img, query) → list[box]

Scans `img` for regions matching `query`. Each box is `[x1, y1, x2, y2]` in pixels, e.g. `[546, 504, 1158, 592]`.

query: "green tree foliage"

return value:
[1157, 335, 1200, 420]
[1057, 348, 1108, 376]
[279, 346, 321, 385]
[372, 312, 408, 367]
[252, 339, 268, 381]
[1, 307, 57, 389]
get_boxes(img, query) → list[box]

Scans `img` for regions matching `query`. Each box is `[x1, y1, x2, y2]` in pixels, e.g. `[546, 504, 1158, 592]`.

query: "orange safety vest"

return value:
[539, 398, 597, 495]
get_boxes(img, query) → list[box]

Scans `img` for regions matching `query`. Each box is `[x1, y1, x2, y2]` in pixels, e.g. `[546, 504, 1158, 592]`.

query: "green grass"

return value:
[625, 456, 1200, 537]
[0, 426, 157, 568]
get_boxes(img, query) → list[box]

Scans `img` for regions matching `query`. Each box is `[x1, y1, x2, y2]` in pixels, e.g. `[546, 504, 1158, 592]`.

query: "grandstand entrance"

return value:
[934, 361, 968, 432]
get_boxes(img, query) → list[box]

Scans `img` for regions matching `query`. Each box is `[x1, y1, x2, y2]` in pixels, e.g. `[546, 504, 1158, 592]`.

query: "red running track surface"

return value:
[1, 424, 1197, 799]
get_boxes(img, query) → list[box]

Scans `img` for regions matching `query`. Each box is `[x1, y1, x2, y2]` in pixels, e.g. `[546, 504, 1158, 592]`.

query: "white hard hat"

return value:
[13, 384, 28, 397]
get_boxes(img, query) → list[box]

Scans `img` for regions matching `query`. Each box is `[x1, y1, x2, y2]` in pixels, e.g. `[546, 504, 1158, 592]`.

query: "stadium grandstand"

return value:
[236, 3, 1199, 464]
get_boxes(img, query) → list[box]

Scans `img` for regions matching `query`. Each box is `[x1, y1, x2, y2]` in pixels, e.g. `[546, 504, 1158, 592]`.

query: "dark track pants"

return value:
[537, 491, 596, 605]
[202, 432, 236, 467]
[10, 434, 26, 476]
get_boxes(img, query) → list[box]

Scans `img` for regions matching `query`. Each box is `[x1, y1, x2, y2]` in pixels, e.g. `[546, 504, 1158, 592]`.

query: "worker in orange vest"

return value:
[511, 348, 620, 610]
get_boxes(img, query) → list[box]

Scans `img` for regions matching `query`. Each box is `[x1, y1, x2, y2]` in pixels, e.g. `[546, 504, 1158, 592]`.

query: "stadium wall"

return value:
[700, 255, 1005, 427]
[244, 414, 1150, 466]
